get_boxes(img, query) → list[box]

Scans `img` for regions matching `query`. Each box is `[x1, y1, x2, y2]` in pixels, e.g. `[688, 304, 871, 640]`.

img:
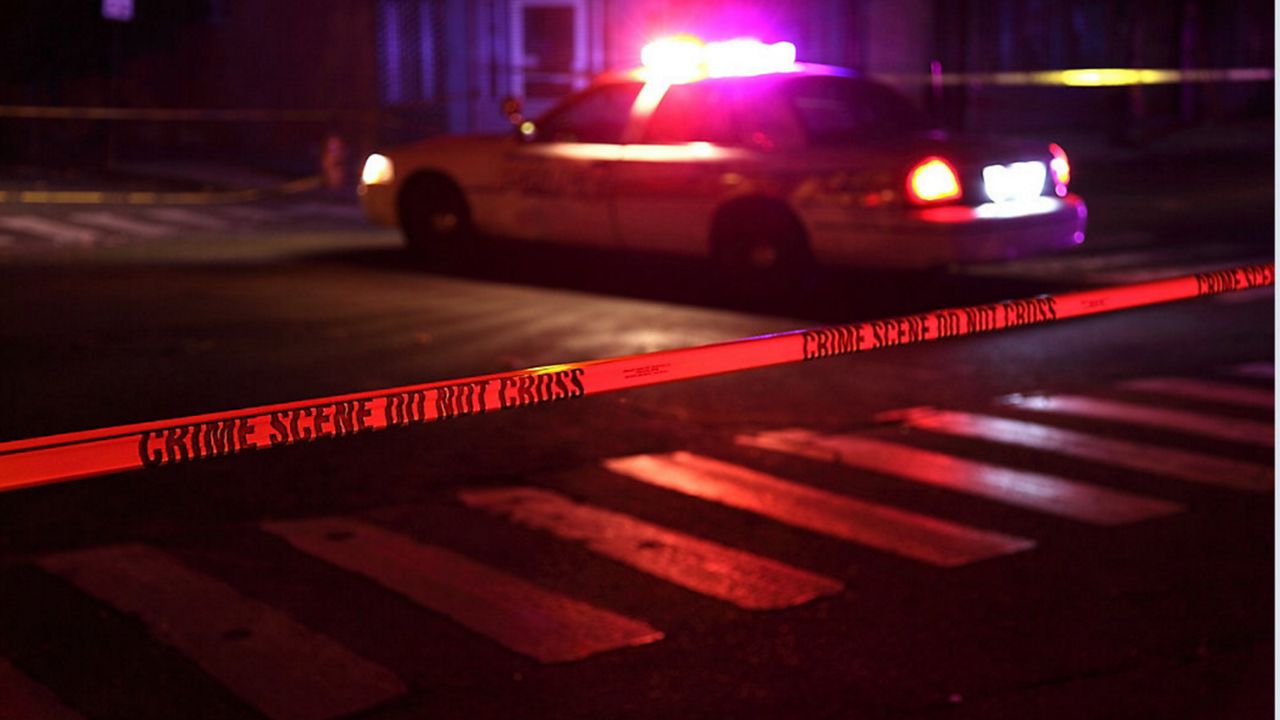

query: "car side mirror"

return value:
[501, 95, 534, 141]
[501, 96, 524, 125]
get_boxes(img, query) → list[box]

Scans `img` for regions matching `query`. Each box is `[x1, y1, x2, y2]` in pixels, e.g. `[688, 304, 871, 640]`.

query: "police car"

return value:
[359, 36, 1086, 274]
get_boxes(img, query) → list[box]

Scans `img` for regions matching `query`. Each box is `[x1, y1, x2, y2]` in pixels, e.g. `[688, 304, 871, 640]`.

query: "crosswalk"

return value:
[0, 202, 366, 252]
[2, 365, 1272, 718]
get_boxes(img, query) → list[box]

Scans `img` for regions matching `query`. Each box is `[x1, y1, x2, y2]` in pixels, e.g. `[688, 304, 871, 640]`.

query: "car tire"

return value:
[397, 174, 474, 264]
[712, 202, 815, 296]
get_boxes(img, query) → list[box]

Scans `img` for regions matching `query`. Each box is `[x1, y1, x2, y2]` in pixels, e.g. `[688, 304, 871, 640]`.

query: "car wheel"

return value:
[713, 202, 815, 295]
[397, 174, 473, 263]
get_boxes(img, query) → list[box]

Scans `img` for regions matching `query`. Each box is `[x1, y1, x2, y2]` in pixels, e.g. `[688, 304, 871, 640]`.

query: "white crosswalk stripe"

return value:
[142, 207, 232, 229]
[460, 486, 844, 609]
[280, 202, 364, 222]
[68, 211, 175, 238]
[0, 216, 99, 245]
[1225, 361, 1274, 380]
[737, 429, 1183, 525]
[262, 516, 664, 663]
[887, 407, 1272, 492]
[39, 543, 406, 720]
[1001, 393, 1273, 446]
[215, 205, 286, 222]
[0, 202, 359, 252]
[603, 452, 1035, 567]
[1118, 377, 1274, 409]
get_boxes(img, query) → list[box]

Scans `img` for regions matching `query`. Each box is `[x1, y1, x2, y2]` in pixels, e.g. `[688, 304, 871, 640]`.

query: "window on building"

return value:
[376, 0, 445, 105]
[513, 0, 586, 101]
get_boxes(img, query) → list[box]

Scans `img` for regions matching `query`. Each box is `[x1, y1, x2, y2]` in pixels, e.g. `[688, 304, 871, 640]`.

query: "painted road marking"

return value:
[1119, 377, 1274, 409]
[891, 408, 1272, 493]
[1002, 394, 1273, 447]
[1225, 362, 1274, 380]
[281, 202, 364, 222]
[38, 544, 405, 720]
[262, 517, 663, 663]
[0, 657, 84, 720]
[459, 486, 844, 610]
[142, 207, 232, 229]
[0, 216, 98, 244]
[69, 211, 174, 238]
[215, 205, 280, 222]
[603, 452, 1034, 567]
[738, 429, 1182, 526]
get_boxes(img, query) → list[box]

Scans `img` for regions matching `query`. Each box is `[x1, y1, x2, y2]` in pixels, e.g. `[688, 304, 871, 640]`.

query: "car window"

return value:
[531, 82, 643, 143]
[785, 76, 929, 144]
[642, 81, 740, 144]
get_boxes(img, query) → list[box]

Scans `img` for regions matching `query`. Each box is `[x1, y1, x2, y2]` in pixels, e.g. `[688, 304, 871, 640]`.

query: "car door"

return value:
[501, 81, 642, 246]
[613, 79, 757, 257]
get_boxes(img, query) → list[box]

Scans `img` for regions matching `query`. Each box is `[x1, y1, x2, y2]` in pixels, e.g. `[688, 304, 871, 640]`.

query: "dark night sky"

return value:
[0, 0, 213, 87]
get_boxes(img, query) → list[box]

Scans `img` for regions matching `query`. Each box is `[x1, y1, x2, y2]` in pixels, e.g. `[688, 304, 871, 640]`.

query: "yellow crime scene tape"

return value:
[0, 263, 1271, 493]
[0, 176, 323, 206]
[0, 106, 338, 122]
[881, 66, 1274, 87]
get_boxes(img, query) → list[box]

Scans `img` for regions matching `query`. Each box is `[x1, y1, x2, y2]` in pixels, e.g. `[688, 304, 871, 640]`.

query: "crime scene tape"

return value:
[880, 66, 1274, 87]
[0, 106, 340, 122]
[0, 176, 323, 206]
[0, 263, 1271, 493]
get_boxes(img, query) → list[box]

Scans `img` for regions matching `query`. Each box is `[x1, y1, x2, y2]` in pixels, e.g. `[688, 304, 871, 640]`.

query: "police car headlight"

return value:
[361, 153, 394, 185]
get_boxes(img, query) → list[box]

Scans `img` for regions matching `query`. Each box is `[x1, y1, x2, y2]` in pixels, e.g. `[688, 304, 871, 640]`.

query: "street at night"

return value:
[0, 1, 1274, 718]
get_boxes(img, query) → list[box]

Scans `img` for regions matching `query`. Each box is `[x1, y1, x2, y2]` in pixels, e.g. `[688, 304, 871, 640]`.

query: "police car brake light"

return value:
[906, 157, 962, 204]
[640, 36, 797, 83]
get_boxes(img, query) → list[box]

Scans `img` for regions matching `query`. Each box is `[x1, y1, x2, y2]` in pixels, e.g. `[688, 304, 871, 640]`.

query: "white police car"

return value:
[359, 36, 1085, 274]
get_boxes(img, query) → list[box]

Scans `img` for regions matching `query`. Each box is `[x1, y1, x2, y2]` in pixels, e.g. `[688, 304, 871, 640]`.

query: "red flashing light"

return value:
[1049, 143, 1071, 196]
[907, 157, 962, 204]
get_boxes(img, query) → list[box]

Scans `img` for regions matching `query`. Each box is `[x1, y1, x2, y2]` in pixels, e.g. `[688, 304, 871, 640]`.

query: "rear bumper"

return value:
[808, 194, 1088, 269]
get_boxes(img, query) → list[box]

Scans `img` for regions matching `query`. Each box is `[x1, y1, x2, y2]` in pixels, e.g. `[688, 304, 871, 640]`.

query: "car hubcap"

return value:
[747, 241, 778, 269]
[430, 211, 459, 233]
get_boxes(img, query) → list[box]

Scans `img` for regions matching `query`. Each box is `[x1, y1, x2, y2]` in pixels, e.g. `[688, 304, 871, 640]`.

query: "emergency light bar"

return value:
[640, 36, 798, 82]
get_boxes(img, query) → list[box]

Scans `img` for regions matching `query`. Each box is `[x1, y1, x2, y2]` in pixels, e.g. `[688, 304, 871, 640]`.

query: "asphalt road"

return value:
[0, 136, 1273, 719]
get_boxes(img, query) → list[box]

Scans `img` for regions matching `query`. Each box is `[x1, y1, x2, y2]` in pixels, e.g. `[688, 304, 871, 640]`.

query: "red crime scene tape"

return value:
[0, 263, 1271, 493]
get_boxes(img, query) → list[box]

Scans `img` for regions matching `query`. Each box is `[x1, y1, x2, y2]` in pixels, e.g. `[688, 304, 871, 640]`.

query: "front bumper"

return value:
[808, 194, 1088, 269]
[357, 181, 397, 227]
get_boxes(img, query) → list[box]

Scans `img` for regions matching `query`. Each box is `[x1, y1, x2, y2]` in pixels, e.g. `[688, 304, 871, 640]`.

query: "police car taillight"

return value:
[906, 157, 962, 204]
[1048, 143, 1071, 196]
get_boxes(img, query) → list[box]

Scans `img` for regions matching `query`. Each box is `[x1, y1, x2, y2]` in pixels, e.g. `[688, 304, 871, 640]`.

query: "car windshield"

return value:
[783, 75, 931, 145]
[640, 73, 932, 150]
